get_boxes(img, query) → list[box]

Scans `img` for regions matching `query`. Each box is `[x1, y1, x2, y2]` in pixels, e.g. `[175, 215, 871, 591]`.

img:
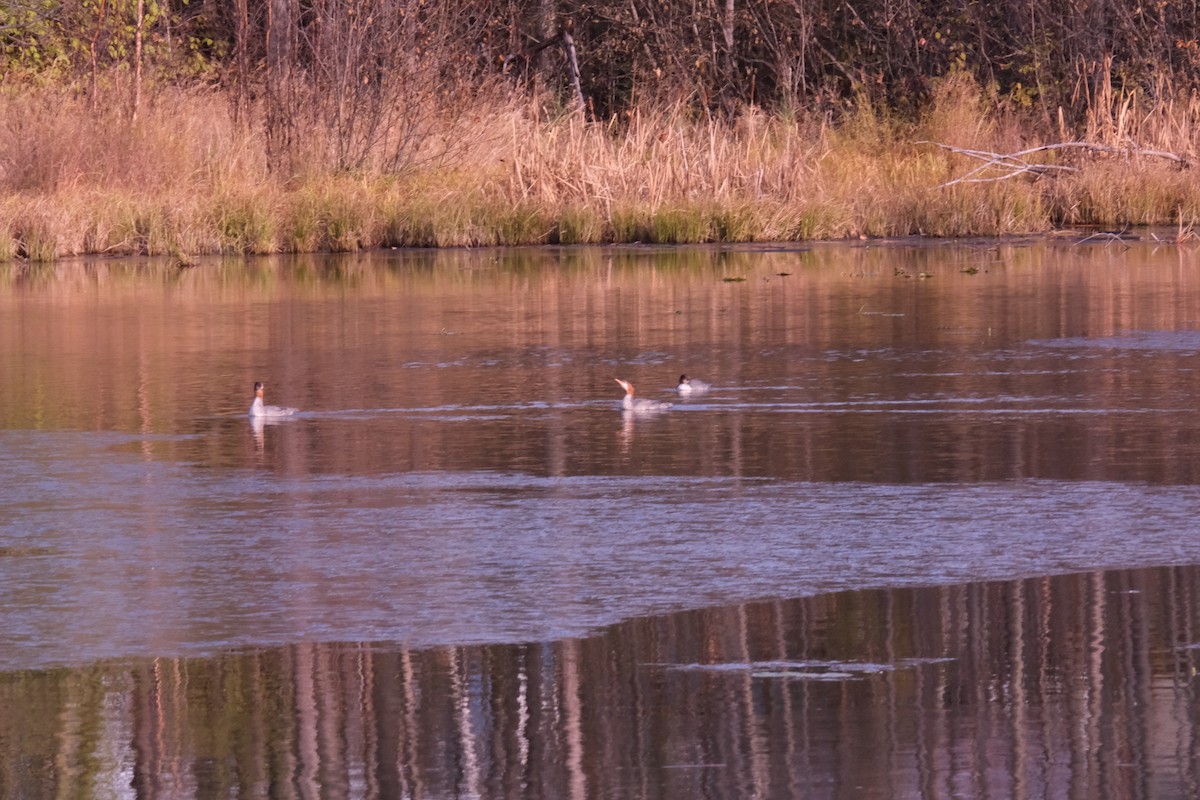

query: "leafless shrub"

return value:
[261, 0, 497, 175]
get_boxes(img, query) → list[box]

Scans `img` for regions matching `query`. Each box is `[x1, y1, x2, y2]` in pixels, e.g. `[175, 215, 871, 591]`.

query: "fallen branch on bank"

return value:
[1073, 228, 1136, 246]
[919, 141, 1192, 188]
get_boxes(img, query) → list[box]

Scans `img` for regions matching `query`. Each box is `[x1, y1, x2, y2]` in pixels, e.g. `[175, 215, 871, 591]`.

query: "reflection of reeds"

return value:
[2, 78, 1199, 260]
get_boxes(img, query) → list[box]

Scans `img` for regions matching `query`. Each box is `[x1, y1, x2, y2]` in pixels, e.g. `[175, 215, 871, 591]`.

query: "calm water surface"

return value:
[3, 239, 1200, 797]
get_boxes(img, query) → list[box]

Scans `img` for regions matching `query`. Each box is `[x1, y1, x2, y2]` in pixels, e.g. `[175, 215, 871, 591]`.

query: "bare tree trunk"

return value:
[132, 0, 144, 121]
[265, 0, 298, 171]
[537, 0, 557, 78]
[88, 0, 108, 110]
[531, 24, 588, 116]
[233, 0, 249, 123]
[778, 60, 793, 105]
[561, 27, 587, 114]
[722, 0, 735, 52]
[723, 0, 736, 102]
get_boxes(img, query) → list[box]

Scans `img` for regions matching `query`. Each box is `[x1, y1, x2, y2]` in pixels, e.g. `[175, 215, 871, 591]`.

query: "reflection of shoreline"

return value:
[9, 245, 1200, 486]
[6, 565, 1200, 798]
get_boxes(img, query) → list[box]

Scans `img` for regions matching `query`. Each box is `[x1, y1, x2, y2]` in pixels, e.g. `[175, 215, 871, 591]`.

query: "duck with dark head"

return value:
[249, 381, 298, 418]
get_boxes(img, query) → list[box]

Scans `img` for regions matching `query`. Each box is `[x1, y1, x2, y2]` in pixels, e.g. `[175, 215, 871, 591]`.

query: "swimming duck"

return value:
[615, 378, 672, 412]
[249, 381, 298, 418]
[676, 374, 711, 395]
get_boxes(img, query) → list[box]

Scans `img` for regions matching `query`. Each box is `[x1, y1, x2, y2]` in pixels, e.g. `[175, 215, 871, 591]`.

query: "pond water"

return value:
[3, 239, 1200, 797]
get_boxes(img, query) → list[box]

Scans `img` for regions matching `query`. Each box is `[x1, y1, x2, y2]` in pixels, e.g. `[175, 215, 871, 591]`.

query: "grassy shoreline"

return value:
[3, 80, 1199, 262]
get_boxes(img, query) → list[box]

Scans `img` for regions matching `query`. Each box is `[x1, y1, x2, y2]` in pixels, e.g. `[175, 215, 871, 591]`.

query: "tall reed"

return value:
[1, 77, 1197, 261]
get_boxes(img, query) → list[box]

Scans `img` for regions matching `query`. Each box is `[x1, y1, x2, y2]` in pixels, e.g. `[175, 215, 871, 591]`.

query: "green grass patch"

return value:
[14, 220, 57, 261]
[494, 205, 553, 245]
[711, 206, 762, 242]
[610, 207, 653, 243]
[392, 214, 439, 247]
[554, 208, 606, 244]
[214, 195, 275, 254]
[649, 208, 712, 244]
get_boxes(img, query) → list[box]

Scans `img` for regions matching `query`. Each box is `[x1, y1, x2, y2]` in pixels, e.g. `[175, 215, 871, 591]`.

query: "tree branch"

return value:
[920, 140, 1192, 188]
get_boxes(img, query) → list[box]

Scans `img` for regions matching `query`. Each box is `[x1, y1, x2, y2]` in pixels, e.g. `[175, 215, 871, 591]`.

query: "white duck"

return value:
[676, 374, 711, 395]
[615, 378, 672, 412]
[249, 381, 298, 418]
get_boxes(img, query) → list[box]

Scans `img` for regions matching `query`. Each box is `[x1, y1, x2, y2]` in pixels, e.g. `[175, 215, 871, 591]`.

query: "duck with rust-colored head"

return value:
[615, 378, 673, 413]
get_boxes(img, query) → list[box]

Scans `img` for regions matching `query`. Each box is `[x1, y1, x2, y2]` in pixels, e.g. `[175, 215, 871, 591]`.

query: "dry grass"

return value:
[1, 77, 1198, 260]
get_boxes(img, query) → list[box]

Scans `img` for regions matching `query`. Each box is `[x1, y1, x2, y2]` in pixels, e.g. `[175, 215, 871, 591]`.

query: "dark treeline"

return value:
[5, 0, 1200, 122]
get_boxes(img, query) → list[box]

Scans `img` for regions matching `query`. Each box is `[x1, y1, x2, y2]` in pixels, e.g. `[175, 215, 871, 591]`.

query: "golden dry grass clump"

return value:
[1, 76, 1198, 261]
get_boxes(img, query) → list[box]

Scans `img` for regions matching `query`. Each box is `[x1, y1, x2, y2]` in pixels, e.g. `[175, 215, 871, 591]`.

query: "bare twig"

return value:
[920, 140, 1192, 188]
[1149, 215, 1199, 245]
[1073, 228, 1135, 246]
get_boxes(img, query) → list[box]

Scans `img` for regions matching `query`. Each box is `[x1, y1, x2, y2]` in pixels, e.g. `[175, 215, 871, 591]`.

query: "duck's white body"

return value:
[249, 382, 298, 418]
[676, 374, 711, 395]
[615, 378, 672, 412]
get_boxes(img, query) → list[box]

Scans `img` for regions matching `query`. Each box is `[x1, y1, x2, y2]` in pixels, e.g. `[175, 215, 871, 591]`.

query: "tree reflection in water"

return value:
[3, 564, 1200, 799]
